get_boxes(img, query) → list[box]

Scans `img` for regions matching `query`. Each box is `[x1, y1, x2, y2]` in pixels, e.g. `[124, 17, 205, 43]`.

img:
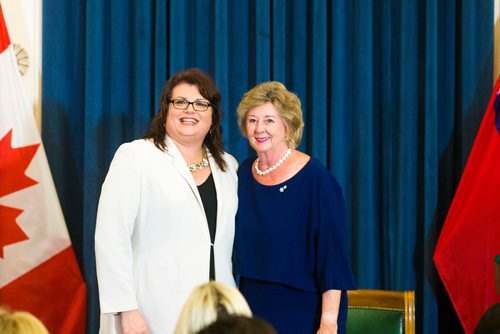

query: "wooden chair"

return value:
[346, 289, 415, 334]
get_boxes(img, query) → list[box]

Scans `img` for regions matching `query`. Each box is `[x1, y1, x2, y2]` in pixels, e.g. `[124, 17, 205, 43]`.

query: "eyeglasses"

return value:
[169, 99, 212, 111]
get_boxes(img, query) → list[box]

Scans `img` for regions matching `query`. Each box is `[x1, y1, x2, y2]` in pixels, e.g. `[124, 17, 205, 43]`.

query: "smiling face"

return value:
[245, 102, 288, 154]
[165, 83, 213, 146]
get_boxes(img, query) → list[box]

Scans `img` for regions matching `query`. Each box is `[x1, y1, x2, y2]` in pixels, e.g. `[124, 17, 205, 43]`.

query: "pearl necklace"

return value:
[254, 148, 292, 176]
[187, 158, 209, 172]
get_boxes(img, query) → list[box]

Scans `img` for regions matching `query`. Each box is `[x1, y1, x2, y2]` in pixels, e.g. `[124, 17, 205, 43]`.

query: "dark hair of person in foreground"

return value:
[475, 303, 500, 334]
[196, 315, 277, 334]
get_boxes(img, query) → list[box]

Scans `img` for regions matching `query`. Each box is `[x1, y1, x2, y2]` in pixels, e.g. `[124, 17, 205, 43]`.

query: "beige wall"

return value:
[0, 0, 42, 131]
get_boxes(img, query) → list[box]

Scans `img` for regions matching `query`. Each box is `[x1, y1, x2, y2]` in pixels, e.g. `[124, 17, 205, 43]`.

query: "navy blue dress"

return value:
[234, 157, 357, 334]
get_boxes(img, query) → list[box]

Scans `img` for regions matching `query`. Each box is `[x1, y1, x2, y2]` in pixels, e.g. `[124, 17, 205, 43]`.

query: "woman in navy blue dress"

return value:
[234, 82, 357, 334]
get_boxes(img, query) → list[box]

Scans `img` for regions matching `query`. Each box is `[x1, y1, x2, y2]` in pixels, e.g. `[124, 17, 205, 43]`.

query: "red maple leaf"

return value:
[0, 205, 28, 258]
[0, 129, 40, 257]
[0, 129, 40, 197]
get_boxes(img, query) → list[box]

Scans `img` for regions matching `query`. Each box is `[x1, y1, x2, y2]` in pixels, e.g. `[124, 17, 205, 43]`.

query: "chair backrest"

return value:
[346, 289, 415, 334]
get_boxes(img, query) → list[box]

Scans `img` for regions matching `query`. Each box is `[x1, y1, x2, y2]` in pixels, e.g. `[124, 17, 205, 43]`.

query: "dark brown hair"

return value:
[475, 303, 500, 334]
[197, 315, 277, 334]
[144, 68, 227, 171]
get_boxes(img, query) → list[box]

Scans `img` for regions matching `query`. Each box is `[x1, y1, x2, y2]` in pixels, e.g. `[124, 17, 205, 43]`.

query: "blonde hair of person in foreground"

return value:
[0, 307, 49, 334]
[174, 281, 252, 334]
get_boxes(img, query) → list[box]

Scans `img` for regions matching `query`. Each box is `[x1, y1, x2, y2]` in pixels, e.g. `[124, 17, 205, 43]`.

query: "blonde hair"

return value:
[0, 307, 49, 334]
[237, 81, 304, 148]
[174, 282, 252, 334]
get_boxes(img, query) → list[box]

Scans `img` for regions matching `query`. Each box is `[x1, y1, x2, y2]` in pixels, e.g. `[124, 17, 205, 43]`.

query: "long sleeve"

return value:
[313, 171, 357, 293]
[95, 143, 141, 313]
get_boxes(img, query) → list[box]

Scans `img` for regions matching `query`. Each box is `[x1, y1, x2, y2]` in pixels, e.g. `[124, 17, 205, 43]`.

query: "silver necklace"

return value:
[254, 148, 292, 176]
[187, 157, 209, 172]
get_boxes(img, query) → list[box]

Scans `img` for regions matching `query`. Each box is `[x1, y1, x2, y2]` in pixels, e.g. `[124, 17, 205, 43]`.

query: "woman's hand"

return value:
[120, 309, 148, 334]
[317, 289, 341, 334]
[317, 314, 338, 333]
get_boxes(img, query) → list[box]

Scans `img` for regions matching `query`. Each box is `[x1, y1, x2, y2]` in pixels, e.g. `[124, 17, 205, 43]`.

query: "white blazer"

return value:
[95, 137, 238, 334]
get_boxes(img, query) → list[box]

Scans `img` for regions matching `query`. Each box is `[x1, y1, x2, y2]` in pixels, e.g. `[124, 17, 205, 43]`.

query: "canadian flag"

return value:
[0, 4, 86, 333]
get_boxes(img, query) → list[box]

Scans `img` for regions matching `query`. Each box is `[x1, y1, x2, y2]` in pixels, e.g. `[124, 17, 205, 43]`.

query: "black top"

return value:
[197, 172, 218, 280]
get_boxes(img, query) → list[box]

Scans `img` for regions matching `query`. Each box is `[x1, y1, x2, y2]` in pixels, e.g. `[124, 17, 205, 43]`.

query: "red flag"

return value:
[0, 4, 87, 333]
[434, 76, 500, 333]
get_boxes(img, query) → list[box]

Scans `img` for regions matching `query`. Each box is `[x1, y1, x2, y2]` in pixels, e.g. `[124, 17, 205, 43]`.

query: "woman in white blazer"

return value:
[95, 68, 238, 334]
